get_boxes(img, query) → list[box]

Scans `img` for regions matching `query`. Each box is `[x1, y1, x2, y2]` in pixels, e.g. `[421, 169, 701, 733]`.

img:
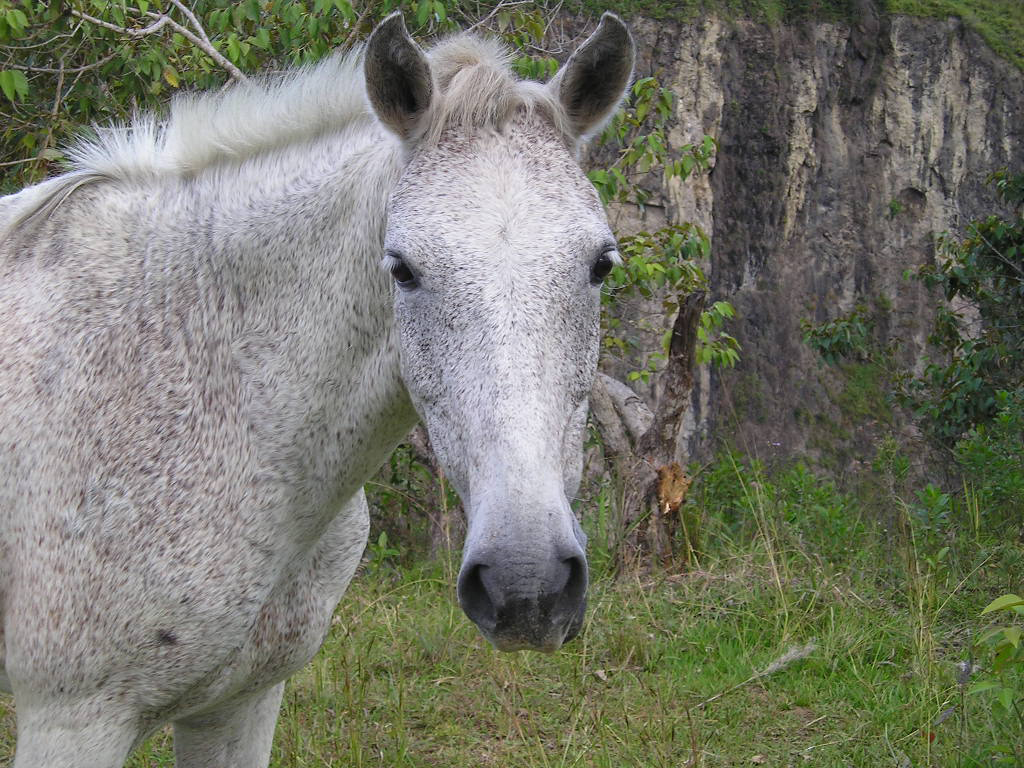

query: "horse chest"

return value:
[153, 494, 369, 720]
[238, 498, 368, 687]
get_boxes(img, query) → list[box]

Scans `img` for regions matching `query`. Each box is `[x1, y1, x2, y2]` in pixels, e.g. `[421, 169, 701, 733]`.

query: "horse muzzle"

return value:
[457, 544, 588, 652]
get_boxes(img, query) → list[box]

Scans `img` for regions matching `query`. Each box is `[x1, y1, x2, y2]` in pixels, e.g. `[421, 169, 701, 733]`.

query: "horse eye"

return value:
[389, 256, 418, 289]
[590, 250, 616, 284]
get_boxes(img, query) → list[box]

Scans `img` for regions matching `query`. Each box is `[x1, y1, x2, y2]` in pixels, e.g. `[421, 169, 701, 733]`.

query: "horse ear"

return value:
[364, 13, 434, 142]
[550, 13, 635, 142]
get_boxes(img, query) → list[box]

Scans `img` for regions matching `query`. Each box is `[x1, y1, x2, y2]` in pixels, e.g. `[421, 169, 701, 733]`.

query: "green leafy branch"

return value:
[585, 74, 736, 382]
[800, 303, 875, 366]
[600, 224, 738, 382]
[588, 76, 716, 207]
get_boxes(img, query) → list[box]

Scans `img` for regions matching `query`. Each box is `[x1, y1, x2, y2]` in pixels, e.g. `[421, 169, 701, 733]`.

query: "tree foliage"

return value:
[0, 0, 554, 190]
[898, 170, 1024, 444]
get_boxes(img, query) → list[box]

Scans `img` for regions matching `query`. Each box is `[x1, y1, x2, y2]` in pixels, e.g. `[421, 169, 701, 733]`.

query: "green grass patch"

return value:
[885, 0, 1024, 69]
[835, 362, 893, 426]
[573, 0, 859, 23]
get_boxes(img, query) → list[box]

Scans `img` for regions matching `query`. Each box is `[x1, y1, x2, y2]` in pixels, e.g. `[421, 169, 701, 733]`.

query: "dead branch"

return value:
[464, 0, 536, 34]
[594, 372, 654, 447]
[592, 291, 707, 572]
[143, 6, 248, 84]
[637, 291, 706, 465]
[0, 157, 38, 168]
[69, 9, 170, 38]
[342, 2, 375, 50]
[589, 375, 633, 457]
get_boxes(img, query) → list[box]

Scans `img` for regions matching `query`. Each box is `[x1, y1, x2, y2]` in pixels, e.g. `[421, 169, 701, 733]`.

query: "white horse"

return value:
[0, 12, 634, 766]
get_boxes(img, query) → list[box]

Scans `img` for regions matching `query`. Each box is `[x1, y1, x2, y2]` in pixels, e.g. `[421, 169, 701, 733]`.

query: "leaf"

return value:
[0, 69, 28, 102]
[226, 33, 242, 63]
[997, 686, 1014, 712]
[0, 71, 15, 102]
[334, 0, 355, 21]
[417, 0, 432, 27]
[713, 301, 735, 318]
[634, 99, 649, 123]
[967, 680, 1000, 695]
[252, 28, 271, 49]
[1002, 625, 1022, 648]
[982, 594, 1024, 614]
[7, 8, 29, 34]
[162, 66, 179, 88]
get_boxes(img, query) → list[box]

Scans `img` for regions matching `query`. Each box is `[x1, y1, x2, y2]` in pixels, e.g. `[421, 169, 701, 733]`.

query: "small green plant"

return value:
[604, 224, 710, 305]
[587, 75, 716, 208]
[888, 197, 904, 218]
[910, 483, 952, 537]
[954, 389, 1024, 523]
[598, 224, 739, 381]
[365, 530, 401, 574]
[587, 75, 738, 382]
[801, 303, 874, 365]
[599, 223, 738, 381]
[697, 300, 740, 368]
[970, 593, 1024, 764]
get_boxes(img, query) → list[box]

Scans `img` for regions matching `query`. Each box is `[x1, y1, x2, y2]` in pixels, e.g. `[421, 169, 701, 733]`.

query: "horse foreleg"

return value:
[12, 702, 138, 768]
[172, 682, 284, 768]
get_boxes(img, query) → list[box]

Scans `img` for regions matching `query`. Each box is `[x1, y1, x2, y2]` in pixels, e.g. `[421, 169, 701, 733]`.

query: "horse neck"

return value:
[198, 126, 400, 329]
[171, 124, 416, 524]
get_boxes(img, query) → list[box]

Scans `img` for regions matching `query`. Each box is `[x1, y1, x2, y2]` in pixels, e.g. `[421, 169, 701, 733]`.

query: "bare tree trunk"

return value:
[591, 291, 706, 572]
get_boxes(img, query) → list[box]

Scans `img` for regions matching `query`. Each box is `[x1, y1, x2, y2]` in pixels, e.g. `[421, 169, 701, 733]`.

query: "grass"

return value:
[885, 0, 1024, 70]
[575, 0, 860, 24]
[0, 457, 1019, 766]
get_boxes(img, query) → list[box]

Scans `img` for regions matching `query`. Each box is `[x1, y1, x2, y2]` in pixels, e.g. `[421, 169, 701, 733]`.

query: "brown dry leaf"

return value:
[656, 462, 691, 515]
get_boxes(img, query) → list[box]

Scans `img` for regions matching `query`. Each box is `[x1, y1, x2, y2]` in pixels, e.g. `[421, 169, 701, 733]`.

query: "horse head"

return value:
[365, 13, 634, 652]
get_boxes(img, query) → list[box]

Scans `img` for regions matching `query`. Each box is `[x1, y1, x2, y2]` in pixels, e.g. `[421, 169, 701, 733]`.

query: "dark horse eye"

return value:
[389, 255, 418, 289]
[590, 250, 616, 284]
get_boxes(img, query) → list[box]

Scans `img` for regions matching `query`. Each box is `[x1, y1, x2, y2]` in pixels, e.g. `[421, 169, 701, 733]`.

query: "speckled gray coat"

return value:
[0, 13, 633, 767]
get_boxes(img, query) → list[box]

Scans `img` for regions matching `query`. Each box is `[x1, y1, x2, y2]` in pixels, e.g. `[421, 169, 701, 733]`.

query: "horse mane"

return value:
[1, 32, 569, 242]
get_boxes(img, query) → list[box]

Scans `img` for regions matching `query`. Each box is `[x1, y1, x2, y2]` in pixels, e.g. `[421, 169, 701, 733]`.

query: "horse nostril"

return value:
[561, 555, 587, 606]
[556, 554, 588, 639]
[458, 562, 497, 632]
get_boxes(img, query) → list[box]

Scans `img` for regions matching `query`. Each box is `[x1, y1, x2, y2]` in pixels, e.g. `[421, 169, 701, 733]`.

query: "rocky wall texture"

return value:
[600, 9, 1024, 471]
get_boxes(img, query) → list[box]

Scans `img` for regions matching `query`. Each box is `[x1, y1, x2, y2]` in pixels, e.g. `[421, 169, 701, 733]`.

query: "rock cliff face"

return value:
[603, 11, 1024, 469]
